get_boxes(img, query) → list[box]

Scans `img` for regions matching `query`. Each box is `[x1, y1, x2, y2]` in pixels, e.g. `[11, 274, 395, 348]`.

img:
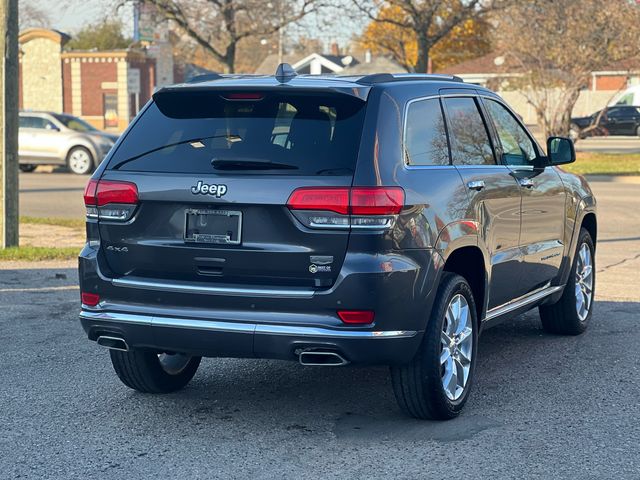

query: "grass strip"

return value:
[19, 216, 85, 229]
[0, 246, 79, 261]
[567, 153, 640, 176]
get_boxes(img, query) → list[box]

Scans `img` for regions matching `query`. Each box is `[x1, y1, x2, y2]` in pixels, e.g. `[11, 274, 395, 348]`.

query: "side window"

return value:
[484, 99, 537, 166]
[404, 98, 450, 166]
[19, 116, 31, 128]
[443, 97, 495, 166]
[27, 117, 56, 130]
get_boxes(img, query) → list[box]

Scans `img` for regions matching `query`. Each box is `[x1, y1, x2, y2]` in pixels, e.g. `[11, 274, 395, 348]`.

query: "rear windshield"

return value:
[107, 91, 367, 175]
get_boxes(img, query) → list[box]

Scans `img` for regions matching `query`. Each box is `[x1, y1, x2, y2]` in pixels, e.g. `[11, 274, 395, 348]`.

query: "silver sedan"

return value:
[19, 111, 119, 175]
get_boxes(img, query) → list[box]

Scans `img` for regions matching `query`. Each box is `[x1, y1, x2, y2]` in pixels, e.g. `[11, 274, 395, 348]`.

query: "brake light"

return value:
[350, 187, 404, 215]
[287, 187, 404, 230]
[83, 179, 139, 221]
[83, 179, 99, 206]
[81, 292, 100, 307]
[95, 181, 138, 206]
[287, 188, 349, 215]
[222, 93, 265, 101]
[337, 310, 375, 324]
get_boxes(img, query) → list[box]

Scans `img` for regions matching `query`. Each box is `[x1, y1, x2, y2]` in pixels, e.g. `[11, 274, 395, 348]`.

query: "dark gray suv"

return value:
[79, 68, 597, 420]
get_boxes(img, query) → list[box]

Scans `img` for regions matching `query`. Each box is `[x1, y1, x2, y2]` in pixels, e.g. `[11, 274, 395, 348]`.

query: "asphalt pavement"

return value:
[1, 180, 639, 479]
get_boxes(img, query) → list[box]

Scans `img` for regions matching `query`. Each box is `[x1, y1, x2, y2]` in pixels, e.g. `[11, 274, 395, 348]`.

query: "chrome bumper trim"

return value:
[111, 277, 315, 299]
[80, 310, 418, 339]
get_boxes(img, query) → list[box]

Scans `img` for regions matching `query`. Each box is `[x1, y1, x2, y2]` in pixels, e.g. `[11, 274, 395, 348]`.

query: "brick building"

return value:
[19, 28, 156, 131]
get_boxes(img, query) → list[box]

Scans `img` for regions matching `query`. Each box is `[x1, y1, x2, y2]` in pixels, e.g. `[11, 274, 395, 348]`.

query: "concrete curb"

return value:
[584, 175, 640, 184]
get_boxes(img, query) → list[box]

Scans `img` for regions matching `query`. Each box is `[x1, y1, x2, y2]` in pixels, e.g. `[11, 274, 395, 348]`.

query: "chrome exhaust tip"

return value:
[96, 335, 129, 352]
[298, 350, 349, 367]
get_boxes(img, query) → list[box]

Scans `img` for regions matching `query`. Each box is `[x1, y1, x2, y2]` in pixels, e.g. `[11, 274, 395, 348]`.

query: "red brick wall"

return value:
[80, 61, 118, 116]
[594, 75, 628, 91]
[62, 61, 72, 114]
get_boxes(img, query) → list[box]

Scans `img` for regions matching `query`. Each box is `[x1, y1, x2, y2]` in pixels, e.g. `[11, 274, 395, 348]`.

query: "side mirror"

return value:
[546, 136, 575, 165]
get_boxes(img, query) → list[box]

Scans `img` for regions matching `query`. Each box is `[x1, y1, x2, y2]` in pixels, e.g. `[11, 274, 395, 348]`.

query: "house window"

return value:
[103, 93, 118, 128]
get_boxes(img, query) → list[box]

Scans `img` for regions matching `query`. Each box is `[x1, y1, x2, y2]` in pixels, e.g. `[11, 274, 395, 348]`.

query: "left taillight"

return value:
[84, 179, 138, 221]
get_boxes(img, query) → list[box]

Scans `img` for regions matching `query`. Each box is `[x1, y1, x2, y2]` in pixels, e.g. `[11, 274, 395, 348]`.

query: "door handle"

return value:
[467, 180, 485, 191]
[519, 178, 534, 188]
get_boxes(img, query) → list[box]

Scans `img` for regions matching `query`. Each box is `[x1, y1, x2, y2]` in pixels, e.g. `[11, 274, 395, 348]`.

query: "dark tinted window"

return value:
[404, 98, 449, 166]
[484, 99, 537, 166]
[107, 91, 366, 175]
[52, 113, 97, 132]
[20, 115, 56, 130]
[443, 97, 495, 166]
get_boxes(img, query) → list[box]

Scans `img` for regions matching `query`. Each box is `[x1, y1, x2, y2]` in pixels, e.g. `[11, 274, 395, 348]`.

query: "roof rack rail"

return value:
[356, 73, 464, 85]
[187, 73, 223, 84]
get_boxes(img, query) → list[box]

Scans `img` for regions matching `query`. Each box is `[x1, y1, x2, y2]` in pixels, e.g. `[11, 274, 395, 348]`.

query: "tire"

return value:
[19, 164, 37, 173]
[636, 126, 640, 138]
[109, 349, 201, 393]
[66, 146, 94, 175]
[539, 228, 595, 335]
[390, 272, 478, 420]
[569, 124, 581, 143]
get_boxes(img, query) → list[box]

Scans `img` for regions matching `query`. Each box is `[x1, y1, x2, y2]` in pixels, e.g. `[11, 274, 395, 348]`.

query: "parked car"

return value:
[570, 105, 640, 140]
[607, 84, 640, 107]
[19, 111, 119, 175]
[79, 68, 597, 420]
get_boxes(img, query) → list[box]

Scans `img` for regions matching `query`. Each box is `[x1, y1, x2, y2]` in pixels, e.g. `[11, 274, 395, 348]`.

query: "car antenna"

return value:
[275, 63, 297, 83]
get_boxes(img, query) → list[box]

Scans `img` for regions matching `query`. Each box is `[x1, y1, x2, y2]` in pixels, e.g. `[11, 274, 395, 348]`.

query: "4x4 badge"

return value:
[191, 181, 228, 198]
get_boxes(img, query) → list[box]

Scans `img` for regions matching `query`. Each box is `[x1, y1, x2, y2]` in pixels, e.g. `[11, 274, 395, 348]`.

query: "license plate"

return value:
[184, 209, 242, 245]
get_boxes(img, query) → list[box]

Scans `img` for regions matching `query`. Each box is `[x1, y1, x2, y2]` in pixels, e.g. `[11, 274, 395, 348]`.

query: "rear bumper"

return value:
[80, 309, 422, 364]
[79, 244, 442, 364]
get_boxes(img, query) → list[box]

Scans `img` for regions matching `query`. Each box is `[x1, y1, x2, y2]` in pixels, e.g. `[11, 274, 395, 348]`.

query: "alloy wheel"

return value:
[68, 149, 92, 174]
[575, 243, 594, 321]
[440, 293, 473, 401]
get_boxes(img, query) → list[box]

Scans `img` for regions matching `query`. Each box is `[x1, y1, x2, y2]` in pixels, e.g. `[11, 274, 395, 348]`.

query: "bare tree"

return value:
[137, 0, 323, 73]
[495, 0, 640, 138]
[19, 0, 51, 30]
[351, 0, 509, 73]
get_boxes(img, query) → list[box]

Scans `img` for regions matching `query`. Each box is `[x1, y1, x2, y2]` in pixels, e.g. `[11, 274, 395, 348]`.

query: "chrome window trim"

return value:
[80, 310, 418, 339]
[401, 91, 544, 171]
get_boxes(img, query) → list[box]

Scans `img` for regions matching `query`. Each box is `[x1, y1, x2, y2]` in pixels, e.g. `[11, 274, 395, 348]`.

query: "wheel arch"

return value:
[581, 212, 597, 247]
[441, 246, 487, 325]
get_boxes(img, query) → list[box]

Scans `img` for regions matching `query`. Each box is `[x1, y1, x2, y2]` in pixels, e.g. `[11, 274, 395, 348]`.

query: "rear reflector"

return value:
[81, 292, 100, 306]
[337, 310, 375, 324]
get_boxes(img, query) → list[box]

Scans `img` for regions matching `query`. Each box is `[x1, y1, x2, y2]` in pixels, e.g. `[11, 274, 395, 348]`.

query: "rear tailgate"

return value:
[93, 88, 368, 290]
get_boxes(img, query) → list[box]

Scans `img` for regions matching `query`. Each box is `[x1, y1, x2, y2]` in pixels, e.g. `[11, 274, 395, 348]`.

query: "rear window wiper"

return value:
[111, 134, 240, 170]
[211, 159, 299, 171]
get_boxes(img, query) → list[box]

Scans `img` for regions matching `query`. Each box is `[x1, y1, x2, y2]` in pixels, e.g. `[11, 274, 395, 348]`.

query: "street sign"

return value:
[128, 68, 141, 95]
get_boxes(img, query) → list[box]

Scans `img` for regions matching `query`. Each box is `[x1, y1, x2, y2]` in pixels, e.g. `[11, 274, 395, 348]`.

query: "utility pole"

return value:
[0, 0, 19, 248]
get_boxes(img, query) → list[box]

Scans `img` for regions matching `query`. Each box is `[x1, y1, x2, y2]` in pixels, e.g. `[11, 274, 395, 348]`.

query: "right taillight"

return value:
[84, 179, 139, 221]
[287, 186, 404, 230]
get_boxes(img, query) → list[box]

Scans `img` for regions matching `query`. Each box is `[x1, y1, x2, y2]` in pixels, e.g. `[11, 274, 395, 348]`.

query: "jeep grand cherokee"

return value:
[79, 67, 597, 420]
